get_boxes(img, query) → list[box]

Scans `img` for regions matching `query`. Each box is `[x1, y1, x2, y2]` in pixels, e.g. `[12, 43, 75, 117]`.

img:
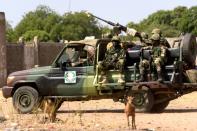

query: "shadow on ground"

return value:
[58, 108, 197, 114]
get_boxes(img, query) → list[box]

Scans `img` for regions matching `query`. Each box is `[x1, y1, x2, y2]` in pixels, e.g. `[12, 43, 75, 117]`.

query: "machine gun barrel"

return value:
[86, 12, 127, 32]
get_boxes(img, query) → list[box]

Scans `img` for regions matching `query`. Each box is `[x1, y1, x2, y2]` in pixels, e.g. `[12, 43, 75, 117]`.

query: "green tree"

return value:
[60, 12, 101, 41]
[22, 30, 50, 42]
[15, 5, 62, 42]
[132, 6, 197, 37]
[135, 6, 197, 37]
[100, 25, 112, 38]
[177, 6, 197, 34]
[14, 5, 102, 42]
[6, 21, 17, 42]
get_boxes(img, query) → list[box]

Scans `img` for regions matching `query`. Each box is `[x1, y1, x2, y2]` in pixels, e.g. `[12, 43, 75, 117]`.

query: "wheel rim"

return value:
[133, 93, 145, 106]
[127, 86, 154, 112]
[19, 94, 31, 108]
[133, 92, 146, 107]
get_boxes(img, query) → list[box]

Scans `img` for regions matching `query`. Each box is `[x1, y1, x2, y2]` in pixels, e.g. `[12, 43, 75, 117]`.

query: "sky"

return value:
[0, 0, 196, 28]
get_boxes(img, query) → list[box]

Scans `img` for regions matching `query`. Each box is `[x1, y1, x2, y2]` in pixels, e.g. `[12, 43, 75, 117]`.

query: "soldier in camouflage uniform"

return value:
[139, 34, 167, 82]
[140, 32, 151, 47]
[138, 57, 150, 82]
[152, 28, 170, 48]
[138, 32, 151, 81]
[99, 36, 125, 84]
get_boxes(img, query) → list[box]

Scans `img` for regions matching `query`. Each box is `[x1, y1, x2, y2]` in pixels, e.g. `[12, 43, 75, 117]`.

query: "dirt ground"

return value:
[1, 91, 197, 131]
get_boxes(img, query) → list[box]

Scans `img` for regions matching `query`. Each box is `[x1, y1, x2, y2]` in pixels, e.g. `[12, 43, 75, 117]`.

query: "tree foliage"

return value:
[12, 5, 101, 42]
[6, 22, 17, 43]
[22, 30, 50, 42]
[130, 6, 197, 37]
[60, 12, 101, 41]
[15, 5, 62, 42]
[6, 5, 197, 42]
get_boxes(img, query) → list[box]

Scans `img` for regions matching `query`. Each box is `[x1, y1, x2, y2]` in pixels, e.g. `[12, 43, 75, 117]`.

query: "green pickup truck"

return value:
[2, 33, 197, 113]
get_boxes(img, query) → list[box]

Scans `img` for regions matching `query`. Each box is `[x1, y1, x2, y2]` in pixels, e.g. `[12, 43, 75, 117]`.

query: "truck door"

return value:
[48, 44, 93, 96]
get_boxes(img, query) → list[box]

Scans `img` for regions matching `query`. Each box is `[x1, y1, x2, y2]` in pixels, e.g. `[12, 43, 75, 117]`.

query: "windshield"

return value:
[56, 44, 95, 67]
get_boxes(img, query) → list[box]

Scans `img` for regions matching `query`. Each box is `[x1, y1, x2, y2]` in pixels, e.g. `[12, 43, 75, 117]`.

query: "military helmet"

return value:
[111, 36, 121, 42]
[152, 28, 161, 34]
[141, 32, 148, 39]
[150, 34, 160, 41]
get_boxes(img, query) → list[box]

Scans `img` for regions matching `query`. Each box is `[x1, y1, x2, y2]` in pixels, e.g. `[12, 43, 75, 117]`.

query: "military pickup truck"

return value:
[2, 33, 197, 113]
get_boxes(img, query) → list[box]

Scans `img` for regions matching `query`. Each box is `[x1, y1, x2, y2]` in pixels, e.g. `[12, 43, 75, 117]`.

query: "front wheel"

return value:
[13, 86, 39, 114]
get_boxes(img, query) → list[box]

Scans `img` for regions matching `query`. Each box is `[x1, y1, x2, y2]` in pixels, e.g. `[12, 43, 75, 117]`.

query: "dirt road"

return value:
[1, 91, 197, 131]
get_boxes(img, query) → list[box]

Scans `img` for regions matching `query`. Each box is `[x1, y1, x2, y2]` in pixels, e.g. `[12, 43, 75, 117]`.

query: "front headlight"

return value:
[7, 76, 15, 85]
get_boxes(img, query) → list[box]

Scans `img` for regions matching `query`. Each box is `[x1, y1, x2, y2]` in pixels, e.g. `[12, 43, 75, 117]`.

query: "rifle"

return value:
[85, 12, 127, 32]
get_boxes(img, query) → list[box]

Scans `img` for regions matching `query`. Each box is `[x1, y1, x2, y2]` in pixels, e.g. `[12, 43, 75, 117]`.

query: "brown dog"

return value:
[39, 98, 63, 122]
[124, 96, 136, 129]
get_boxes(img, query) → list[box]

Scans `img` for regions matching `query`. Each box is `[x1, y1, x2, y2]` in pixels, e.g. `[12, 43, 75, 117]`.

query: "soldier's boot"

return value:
[118, 74, 125, 84]
[157, 71, 163, 82]
[99, 75, 108, 84]
[138, 69, 145, 82]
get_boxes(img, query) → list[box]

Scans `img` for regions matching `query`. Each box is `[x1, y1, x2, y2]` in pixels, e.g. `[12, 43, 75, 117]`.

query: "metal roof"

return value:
[68, 39, 99, 47]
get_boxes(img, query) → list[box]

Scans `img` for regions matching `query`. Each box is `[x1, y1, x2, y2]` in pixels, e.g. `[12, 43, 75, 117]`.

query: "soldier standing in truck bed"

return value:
[139, 34, 167, 82]
[98, 36, 126, 84]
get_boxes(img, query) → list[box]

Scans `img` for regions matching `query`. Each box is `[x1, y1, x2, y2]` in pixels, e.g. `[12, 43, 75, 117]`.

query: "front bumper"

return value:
[2, 86, 13, 98]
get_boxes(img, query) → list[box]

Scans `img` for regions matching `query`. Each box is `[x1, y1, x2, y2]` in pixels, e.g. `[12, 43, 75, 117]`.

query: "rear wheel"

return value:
[150, 101, 169, 113]
[13, 86, 39, 114]
[127, 86, 154, 112]
[150, 94, 170, 113]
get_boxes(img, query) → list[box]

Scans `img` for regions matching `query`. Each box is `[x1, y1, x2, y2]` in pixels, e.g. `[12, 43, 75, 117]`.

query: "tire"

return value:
[150, 101, 169, 113]
[182, 33, 197, 67]
[13, 86, 39, 114]
[127, 86, 154, 112]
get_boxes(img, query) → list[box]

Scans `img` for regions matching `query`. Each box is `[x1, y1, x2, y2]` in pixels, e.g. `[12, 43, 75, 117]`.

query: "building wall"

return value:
[38, 42, 64, 66]
[6, 43, 24, 75]
[5, 42, 65, 76]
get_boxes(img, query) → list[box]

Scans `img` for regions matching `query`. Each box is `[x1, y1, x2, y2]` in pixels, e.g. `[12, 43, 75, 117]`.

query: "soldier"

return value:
[98, 36, 125, 84]
[140, 32, 151, 47]
[151, 34, 167, 82]
[138, 32, 151, 82]
[152, 28, 170, 48]
[139, 34, 167, 82]
[138, 56, 150, 82]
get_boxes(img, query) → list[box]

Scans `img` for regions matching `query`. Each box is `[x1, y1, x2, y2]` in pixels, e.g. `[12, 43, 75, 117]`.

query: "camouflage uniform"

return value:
[141, 32, 151, 47]
[151, 34, 167, 82]
[99, 36, 126, 84]
[152, 28, 170, 48]
[139, 34, 167, 82]
[139, 58, 150, 82]
[138, 32, 151, 81]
